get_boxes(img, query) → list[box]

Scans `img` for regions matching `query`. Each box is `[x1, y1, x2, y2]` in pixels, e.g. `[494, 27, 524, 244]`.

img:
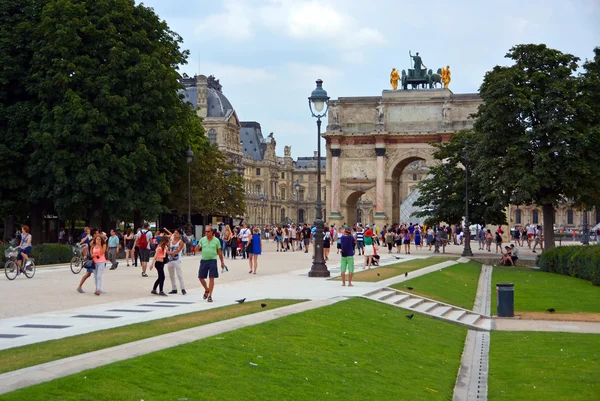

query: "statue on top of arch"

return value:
[389, 51, 452, 90]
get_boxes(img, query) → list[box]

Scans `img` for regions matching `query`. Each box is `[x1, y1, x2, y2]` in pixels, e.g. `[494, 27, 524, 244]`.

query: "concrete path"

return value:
[0, 298, 343, 395]
[454, 265, 493, 401]
[492, 318, 600, 334]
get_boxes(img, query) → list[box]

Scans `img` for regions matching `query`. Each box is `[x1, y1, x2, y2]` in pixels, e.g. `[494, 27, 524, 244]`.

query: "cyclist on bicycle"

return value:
[79, 227, 92, 258]
[17, 225, 33, 272]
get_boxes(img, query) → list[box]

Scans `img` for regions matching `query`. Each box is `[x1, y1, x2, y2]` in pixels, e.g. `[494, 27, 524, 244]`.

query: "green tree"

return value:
[171, 145, 246, 234]
[413, 130, 507, 226]
[472, 44, 600, 250]
[25, 0, 203, 228]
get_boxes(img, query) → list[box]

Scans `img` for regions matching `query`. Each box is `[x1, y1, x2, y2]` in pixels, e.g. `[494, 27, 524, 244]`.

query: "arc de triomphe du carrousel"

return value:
[324, 57, 481, 228]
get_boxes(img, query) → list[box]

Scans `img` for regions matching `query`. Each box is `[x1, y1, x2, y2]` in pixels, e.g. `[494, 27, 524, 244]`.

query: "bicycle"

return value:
[4, 247, 36, 280]
[70, 244, 86, 274]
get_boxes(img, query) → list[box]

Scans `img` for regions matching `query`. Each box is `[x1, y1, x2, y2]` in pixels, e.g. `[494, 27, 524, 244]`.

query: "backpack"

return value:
[138, 230, 149, 249]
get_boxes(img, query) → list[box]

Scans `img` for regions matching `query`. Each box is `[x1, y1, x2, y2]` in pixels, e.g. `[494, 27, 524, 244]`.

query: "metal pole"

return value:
[462, 149, 473, 257]
[582, 209, 589, 245]
[308, 118, 329, 277]
[187, 164, 191, 226]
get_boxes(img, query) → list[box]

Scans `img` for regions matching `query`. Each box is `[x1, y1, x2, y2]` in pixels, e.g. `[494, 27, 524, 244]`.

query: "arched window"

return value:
[412, 174, 417, 181]
[532, 210, 539, 224]
[567, 209, 574, 225]
[208, 129, 217, 145]
[299, 209, 305, 223]
[515, 209, 522, 224]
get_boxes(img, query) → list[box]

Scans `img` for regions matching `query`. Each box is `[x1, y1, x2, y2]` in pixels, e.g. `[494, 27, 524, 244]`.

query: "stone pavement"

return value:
[492, 318, 600, 333]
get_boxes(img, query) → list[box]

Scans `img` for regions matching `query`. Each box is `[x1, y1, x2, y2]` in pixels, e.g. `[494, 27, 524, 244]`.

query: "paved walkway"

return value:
[492, 318, 600, 333]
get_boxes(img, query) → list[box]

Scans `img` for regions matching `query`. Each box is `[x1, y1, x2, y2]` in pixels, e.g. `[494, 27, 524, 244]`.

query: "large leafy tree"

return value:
[170, 144, 246, 233]
[413, 130, 507, 226]
[25, 0, 203, 228]
[473, 44, 600, 250]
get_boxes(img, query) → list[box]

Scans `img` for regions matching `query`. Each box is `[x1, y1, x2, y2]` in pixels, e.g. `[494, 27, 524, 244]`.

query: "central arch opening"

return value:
[345, 191, 365, 227]
[391, 157, 427, 224]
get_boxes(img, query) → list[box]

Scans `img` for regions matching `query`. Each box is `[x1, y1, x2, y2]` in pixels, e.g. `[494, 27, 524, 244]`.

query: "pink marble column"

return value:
[330, 148, 341, 216]
[375, 147, 385, 215]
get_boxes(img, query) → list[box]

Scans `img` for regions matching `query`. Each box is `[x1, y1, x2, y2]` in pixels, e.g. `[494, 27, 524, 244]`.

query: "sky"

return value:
[141, 0, 600, 158]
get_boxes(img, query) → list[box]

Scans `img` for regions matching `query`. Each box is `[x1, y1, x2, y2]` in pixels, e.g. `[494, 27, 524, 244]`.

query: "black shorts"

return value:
[139, 249, 151, 262]
[199, 259, 219, 279]
[303, 238, 310, 246]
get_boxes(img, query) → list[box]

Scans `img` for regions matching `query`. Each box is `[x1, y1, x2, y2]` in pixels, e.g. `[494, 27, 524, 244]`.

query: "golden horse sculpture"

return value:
[390, 68, 400, 90]
[441, 65, 451, 88]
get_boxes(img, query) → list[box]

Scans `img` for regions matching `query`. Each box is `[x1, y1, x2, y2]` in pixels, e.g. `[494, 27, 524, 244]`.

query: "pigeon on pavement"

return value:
[405, 272, 408, 277]
[236, 298, 246, 304]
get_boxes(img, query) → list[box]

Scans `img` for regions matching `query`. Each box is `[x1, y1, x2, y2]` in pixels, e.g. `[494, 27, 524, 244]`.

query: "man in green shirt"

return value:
[198, 226, 225, 303]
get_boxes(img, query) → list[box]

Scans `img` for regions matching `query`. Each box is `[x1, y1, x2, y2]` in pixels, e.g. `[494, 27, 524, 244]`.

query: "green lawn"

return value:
[333, 256, 456, 282]
[491, 266, 600, 314]
[0, 299, 302, 374]
[391, 262, 482, 309]
[489, 331, 600, 401]
[0, 298, 468, 401]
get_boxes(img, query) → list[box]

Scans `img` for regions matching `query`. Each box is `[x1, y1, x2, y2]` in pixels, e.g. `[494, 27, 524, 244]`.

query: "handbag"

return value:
[83, 258, 95, 270]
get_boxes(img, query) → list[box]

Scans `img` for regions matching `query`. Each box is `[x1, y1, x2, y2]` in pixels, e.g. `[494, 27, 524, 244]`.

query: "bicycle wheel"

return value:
[4, 261, 17, 280]
[24, 260, 35, 278]
[70, 256, 82, 274]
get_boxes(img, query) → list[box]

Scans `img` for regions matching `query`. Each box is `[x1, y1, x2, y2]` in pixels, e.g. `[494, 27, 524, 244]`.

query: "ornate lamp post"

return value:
[295, 179, 300, 224]
[462, 141, 473, 257]
[307, 79, 330, 277]
[260, 194, 265, 228]
[582, 209, 590, 245]
[185, 146, 194, 233]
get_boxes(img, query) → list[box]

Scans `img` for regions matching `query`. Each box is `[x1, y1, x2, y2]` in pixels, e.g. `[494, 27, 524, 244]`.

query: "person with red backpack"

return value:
[134, 223, 153, 277]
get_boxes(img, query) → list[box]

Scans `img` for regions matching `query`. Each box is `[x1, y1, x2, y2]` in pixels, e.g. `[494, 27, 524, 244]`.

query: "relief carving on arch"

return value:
[342, 148, 376, 159]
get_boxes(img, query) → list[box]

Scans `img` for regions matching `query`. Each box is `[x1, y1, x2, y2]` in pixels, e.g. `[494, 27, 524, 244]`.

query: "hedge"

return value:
[538, 245, 600, 286]
[0, 244, 74, 266]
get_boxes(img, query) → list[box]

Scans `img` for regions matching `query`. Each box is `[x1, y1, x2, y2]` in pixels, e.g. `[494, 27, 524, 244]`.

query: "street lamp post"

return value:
[295, 179, 300, 224]
[185, 146, 194, 233]
[462, 141, 473, 257]
[307, 79, 330, 277]
[582, 209, 590, 245]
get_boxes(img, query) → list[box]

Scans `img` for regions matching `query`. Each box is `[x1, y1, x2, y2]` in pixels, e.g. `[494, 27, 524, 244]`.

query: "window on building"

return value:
[256, 168, 260, 176]
[281, 208, 286, 223]
[208, 129, 217, 145]
[299, 189, 305, 201]
[280, 187, 286, 200]
[281, 172, 285, 179]
[412, 174, 417, 181]
[533, 210, 539, 224]
[255, 184, 262, 194]
[567, 209, 574, 225]
[515, 209, 522, 224]
[299, 209, 305, 223]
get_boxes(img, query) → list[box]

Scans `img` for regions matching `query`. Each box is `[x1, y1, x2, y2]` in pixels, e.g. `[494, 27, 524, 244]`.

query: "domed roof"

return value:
[207, 87, 234, 118]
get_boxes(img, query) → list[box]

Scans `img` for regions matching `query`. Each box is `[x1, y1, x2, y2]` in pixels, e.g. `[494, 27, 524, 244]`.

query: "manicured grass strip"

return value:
[391, 262, 482, 309]
[0, 298, 468, 401]
[489, 331, 600, 401]
[333, 256, 456, 282]
[491, 266, 600, 314]
[0, 299, 301, 375]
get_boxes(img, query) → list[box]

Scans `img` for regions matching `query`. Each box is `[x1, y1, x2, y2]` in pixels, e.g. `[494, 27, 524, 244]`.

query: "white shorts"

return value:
[364, 245, 374, 256]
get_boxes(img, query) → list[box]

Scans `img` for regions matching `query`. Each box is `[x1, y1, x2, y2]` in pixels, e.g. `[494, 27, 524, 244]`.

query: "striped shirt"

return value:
[356, 231, 364, 242]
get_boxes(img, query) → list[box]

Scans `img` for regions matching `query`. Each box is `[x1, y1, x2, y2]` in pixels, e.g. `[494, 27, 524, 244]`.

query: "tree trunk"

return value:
[3, 215, 16, 242]
[202, 214, 208, 237]
[30, 204, 43, 245]
[134, 209, 142, 230]
[542, 203, 555, 251]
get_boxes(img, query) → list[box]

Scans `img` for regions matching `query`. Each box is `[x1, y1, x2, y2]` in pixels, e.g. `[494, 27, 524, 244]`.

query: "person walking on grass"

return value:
[134, 223, 152, 277]
[198, 226, 226, 303]
[108, 229, 120, 270]
[150, 236, 169, 296]
[167, 230, 186, 295]
[340, 229, 355, 287]
[247, 227, 262, 274]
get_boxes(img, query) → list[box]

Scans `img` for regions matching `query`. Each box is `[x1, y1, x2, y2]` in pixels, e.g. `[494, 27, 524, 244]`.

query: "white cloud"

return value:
[286, 63, 343, 84]
[199, 62, 275, 85]
[194, 0, 253, 41]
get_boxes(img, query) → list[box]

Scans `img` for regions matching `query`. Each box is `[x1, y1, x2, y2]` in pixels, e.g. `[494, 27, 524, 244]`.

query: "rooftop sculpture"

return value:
[389, 51, 452, 90]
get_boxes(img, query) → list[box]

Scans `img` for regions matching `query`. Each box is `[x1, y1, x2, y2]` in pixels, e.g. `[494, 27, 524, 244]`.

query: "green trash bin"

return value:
[496, 283, 514, 317]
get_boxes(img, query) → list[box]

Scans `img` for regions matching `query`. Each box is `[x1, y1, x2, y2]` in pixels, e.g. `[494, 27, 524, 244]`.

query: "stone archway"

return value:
[390, 157, 427, 224]
[344, 191, 365, 227]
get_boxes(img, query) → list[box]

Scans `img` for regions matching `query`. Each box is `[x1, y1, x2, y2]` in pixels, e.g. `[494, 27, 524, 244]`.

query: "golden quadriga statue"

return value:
[390, 68, 400, 90]
[441, 65, 451, 88]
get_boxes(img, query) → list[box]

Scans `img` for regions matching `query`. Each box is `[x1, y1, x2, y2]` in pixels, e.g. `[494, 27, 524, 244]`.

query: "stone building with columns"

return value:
[180, 74, 325, 226]
[324, 88, 597, 232]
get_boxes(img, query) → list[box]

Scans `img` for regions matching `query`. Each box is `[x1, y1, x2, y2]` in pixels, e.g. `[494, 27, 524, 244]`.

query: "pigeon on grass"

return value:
[236, 298, 246, 304]
[406, 314, 414, 319]
[261, 303, 267, 308]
